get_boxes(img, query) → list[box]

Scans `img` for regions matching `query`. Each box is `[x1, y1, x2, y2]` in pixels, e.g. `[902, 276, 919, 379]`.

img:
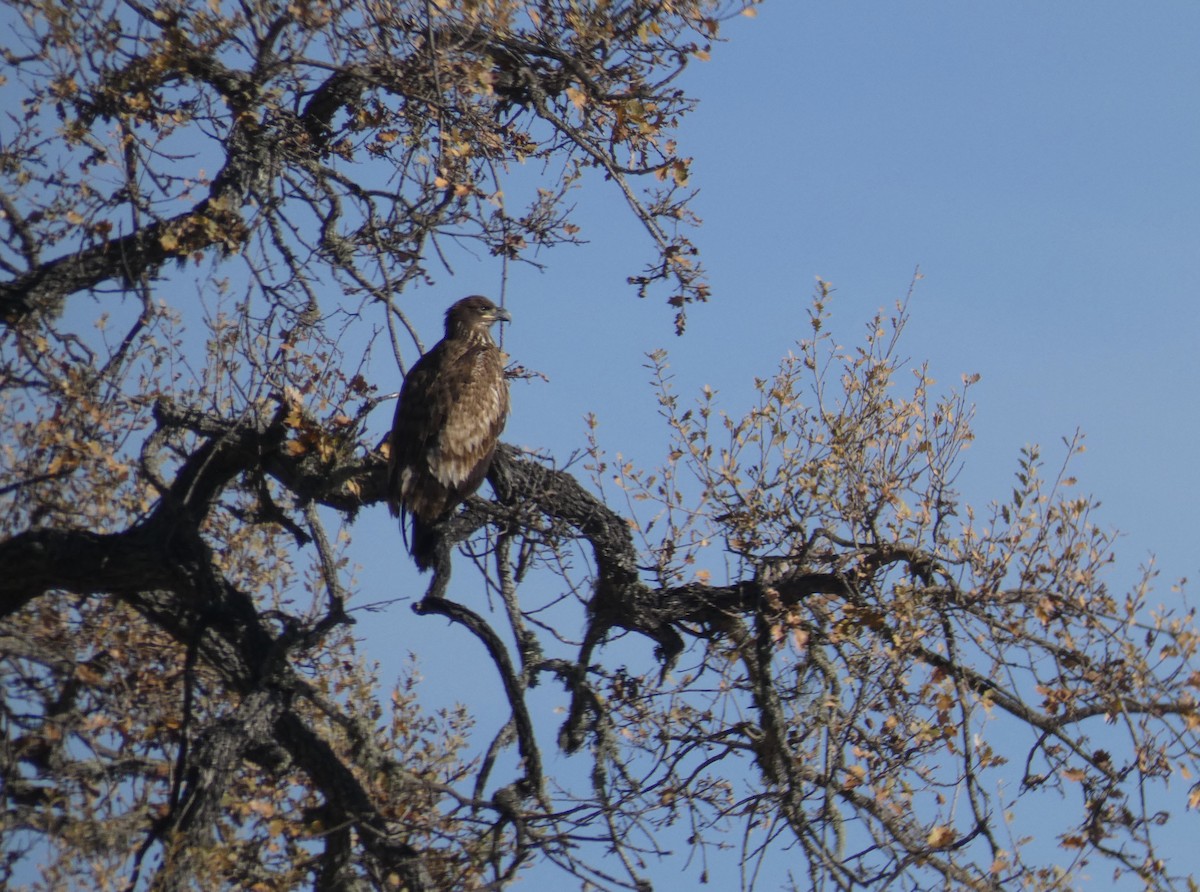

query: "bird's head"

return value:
[445, 295, 512, 337]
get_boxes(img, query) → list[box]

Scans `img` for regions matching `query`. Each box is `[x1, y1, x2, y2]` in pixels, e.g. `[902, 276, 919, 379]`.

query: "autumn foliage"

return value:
[2, 1, 1199, 891]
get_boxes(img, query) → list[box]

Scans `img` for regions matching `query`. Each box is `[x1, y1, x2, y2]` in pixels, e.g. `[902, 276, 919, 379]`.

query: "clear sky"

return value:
[346, 2, 1200, 886]
[695, 2, 1200, 595]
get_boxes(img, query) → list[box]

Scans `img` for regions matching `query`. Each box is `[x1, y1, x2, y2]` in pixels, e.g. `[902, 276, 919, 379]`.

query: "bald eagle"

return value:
[387, 296, 512, 571]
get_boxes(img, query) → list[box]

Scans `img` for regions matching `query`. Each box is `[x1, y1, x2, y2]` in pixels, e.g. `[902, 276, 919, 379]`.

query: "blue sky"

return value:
[347, 3, 1200, 885]
[715, 3, 1200, 588]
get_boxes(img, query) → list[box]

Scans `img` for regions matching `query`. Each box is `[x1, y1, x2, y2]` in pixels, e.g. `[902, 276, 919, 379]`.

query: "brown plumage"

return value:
[386, 296, 512, 571]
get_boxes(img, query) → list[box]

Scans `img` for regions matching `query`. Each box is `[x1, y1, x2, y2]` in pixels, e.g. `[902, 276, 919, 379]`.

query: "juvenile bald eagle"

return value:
[387, 296, 512, 571]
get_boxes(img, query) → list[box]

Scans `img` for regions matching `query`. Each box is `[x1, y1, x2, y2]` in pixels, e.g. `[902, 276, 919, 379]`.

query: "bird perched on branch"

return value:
[386, 295, 512, 571]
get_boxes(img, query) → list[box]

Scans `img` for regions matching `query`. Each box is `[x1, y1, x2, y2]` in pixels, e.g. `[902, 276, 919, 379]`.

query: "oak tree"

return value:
[2, 1, 1198, 890]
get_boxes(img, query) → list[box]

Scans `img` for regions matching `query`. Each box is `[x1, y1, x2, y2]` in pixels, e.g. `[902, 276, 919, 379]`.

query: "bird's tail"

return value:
[408, 514, 441, 573]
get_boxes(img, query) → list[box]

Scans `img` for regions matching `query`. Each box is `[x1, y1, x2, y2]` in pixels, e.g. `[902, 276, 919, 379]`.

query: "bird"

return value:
[386, 295, 512, 571]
